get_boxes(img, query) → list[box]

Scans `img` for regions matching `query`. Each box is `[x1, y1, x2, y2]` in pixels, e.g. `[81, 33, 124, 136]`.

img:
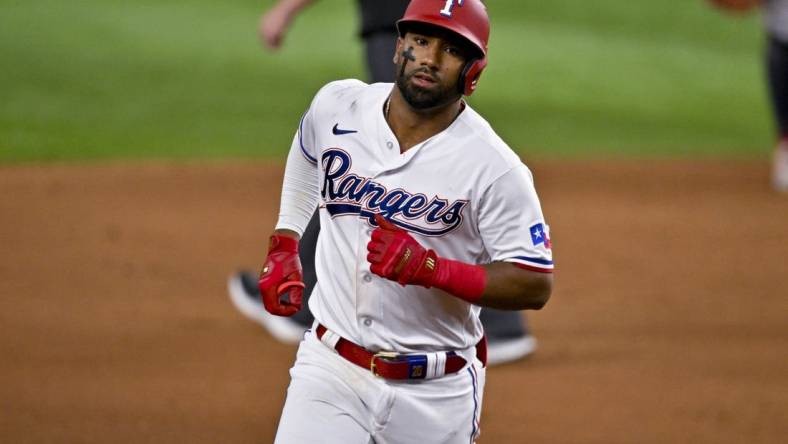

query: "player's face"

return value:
[394, 28, 470, 110]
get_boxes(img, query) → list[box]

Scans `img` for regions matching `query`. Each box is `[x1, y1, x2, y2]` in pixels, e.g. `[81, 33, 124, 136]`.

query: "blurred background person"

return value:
[709, 0, 788, 190]
[258, 0, 407, 83]
[764, 0, 788, 190]
[228, 0, 539, 366]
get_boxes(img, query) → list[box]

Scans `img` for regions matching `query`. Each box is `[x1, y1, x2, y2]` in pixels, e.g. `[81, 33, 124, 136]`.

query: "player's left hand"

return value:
[367, 214, 438, 287]
[258, 233, 306, 316]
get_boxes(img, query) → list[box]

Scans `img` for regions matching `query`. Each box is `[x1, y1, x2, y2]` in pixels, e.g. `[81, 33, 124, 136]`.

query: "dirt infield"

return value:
[1, 159, 786, 443]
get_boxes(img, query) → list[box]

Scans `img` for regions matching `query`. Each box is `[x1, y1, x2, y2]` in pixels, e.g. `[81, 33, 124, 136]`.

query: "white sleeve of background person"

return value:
[275, 115, 319, 236]
[476, 164, 554, 272]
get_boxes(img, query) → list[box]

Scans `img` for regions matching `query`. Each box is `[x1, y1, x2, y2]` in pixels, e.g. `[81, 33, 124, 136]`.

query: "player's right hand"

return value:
[258, 233, 305, 316]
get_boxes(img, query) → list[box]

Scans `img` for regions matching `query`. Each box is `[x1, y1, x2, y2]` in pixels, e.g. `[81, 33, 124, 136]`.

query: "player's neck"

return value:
[385, 90, 463, 154]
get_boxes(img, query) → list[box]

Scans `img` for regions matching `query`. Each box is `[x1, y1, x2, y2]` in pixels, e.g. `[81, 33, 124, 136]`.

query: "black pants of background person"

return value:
[289, 30, 530, 343]
[767, 33, 788, 191]
[767, 35, 788, 137]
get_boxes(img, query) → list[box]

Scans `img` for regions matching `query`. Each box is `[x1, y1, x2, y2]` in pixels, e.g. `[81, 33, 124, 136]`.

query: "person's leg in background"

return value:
[479, 309, 537, 366]
[767, 35, 788, 191]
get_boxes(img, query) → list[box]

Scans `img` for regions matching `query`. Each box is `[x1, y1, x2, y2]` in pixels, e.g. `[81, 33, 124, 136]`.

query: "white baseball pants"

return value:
[273, 329, 486, 444]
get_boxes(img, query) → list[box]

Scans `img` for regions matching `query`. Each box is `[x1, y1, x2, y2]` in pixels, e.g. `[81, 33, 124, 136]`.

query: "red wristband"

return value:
[431, 258, 487, 303]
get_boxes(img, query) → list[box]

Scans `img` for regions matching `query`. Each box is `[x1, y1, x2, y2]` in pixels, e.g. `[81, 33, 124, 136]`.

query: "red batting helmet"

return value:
[396, 0, 490, 96]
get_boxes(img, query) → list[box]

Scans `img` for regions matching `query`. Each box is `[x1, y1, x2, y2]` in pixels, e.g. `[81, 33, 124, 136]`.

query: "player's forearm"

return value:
[367, 215, 553, 309]
[430, 259, 551, 310]
[477, 262, 552, 310]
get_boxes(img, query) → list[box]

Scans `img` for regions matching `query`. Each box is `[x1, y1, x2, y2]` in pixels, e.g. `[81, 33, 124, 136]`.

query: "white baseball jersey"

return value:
[277, 79, 553, 355]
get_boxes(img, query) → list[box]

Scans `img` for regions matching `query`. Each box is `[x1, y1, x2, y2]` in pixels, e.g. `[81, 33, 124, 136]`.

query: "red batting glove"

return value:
[366, 214, 486, 302]
[258, 234, 306, 316]
[367, 214, 438, 287]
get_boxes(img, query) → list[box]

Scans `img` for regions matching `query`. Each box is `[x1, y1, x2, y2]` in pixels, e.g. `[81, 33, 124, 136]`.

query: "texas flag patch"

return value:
[530, 223, 552, 249]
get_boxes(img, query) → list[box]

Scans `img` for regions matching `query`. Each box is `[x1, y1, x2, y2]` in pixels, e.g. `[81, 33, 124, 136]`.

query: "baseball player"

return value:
[231, 0, 538, 366]
[258, 1, 554, 442]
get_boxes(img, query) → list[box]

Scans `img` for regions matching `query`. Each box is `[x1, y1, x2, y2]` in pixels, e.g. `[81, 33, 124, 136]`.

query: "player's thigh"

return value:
[275, 383, 372, 444]
[274, 332, 376, 444]
[376, 360, 486, 444]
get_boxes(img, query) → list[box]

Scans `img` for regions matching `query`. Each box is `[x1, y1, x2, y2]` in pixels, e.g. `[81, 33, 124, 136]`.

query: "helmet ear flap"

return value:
[459, 58, 487, 96]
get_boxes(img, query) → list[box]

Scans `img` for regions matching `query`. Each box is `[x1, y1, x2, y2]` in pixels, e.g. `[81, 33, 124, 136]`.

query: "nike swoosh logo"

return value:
[332, 123, 358, 135]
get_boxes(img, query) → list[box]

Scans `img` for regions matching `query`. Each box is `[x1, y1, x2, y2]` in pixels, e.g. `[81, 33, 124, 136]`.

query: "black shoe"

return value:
[481, 309, 537, 366]
[486, 334, 537, 366]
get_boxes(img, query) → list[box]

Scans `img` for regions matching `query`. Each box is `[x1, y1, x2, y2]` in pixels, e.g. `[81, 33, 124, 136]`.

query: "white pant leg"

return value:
[273, 330, 394, 444]
[374, 358, 486, 444]
[275, 330, 486, 444]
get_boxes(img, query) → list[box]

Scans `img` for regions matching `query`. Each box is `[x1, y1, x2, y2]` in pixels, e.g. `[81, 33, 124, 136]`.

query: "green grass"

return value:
[0, 0, 773, 162]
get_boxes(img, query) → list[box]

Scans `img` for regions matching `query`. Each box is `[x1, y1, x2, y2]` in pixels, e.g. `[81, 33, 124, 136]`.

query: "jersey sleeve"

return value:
[477, 164, 554, 273]
[275, 135, 320, 236]
[294, 79, 366, 164]
[276, 79, 367, 234]
[295, 104, 318, 164]
[274, 88, 323, 234]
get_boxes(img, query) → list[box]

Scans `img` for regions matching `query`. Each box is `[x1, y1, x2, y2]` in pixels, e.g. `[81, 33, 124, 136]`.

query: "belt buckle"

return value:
[370, 351, 399, 377]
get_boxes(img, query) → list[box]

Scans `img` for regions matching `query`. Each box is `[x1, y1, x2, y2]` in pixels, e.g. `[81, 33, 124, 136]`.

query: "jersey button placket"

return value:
[356, 223, 376, 338]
